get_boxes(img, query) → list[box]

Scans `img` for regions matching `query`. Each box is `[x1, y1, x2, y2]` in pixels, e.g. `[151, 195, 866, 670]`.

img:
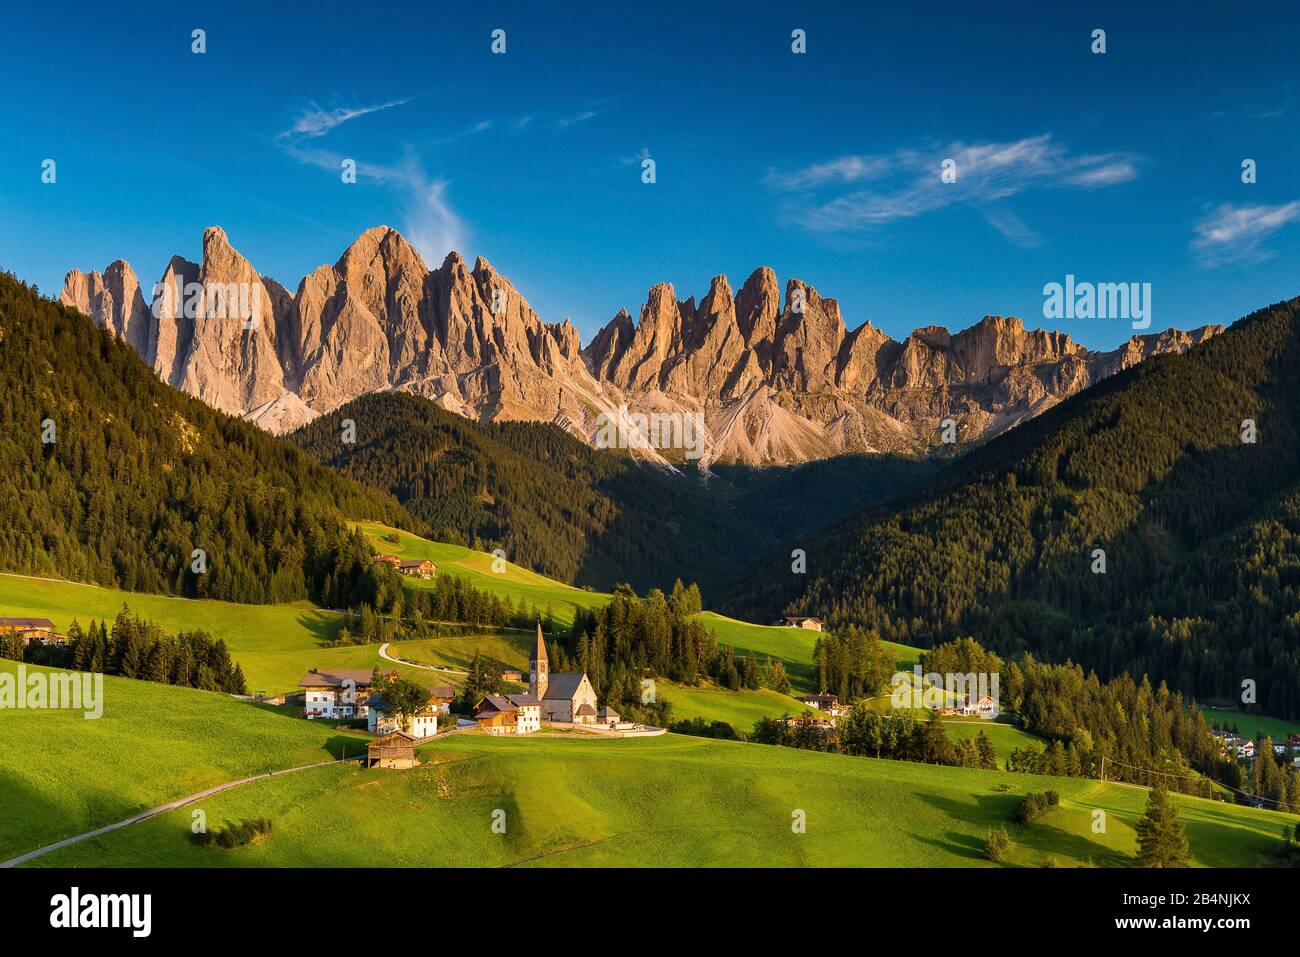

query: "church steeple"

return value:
[530, 620, 549, 700]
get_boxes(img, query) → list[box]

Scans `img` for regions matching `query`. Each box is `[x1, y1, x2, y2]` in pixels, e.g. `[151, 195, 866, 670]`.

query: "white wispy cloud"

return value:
[281, 143, 465, 261]
[561, 110, 598, 127]
[280, 99, 412, 139]
[1192, 200, 1300, 266]
[764, 155, 891, 191]
[767, 134, 1140, 243]
[276, 93, 465, 262]
[619, 146, 651, 165]
[978, 207, 1043, 247]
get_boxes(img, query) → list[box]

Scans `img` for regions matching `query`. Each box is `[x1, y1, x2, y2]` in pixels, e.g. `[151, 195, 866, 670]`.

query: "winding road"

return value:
[377, 642, 467, 676]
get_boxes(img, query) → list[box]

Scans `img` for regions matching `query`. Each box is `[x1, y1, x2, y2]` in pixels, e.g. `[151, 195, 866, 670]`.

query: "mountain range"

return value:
[722, 294, 1300, 718]
[61, 226, 1221, 465]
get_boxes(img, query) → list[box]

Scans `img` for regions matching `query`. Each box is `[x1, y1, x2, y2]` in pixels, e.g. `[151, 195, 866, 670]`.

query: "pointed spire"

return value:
[533, 620, 548, 663]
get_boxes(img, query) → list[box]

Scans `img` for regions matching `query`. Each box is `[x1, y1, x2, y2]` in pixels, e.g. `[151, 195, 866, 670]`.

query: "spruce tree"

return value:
[1135, 785, 1190, 867]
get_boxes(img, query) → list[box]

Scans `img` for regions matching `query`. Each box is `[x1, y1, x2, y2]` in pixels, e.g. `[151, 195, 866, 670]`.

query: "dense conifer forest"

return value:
[0, 273, 421, 605]
[289, 391, 936, 594]
[725, 298, 1300, 719]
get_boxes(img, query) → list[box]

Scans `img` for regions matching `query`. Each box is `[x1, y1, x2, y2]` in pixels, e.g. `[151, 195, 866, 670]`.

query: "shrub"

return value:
[1016, 790, 1058, 824]
[191, 818, 273, 849]
[1016, 792, 1045, 825]
[985, 827, 1010, 862]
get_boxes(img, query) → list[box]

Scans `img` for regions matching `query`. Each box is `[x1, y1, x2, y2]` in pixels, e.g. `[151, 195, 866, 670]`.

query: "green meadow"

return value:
[355, 521, 609, 625]
[0, 660, 367, 862]
[20, 724, 1296, 868]
[1198, 706, 1300, 744]
[656, 681, 817, 730]
[940, 718, 1045, 761]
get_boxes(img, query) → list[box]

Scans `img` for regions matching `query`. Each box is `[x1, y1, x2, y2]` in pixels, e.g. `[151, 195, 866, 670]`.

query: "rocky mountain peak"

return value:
[61, 228, 1223, 465]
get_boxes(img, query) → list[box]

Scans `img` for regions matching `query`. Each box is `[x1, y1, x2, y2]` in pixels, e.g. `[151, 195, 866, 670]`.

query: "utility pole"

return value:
[1100, 754, 1105, 783]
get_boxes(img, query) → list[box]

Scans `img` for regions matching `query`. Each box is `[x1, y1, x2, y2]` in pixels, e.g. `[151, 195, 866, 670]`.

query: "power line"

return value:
[1104, 756, 1300, 813]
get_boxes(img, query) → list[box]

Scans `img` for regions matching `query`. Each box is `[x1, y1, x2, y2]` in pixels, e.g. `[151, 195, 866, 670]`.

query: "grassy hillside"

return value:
[21, 729, 1296, 868]
[656, 681, 821, 730]
[0, 661, 368, 861]
[1199, 706, 1300, 744]
[0, 572, 456, 695]
[355, 521, 608, 625]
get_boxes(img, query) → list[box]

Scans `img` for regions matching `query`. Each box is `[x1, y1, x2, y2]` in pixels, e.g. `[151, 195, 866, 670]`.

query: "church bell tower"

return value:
[530, 620, 549, 700]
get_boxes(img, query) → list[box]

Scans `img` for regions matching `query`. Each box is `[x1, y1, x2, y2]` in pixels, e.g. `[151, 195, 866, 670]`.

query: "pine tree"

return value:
[1135, 785, 1190, 867]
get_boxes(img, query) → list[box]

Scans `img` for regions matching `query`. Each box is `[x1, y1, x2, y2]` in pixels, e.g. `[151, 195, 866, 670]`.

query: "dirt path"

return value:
[377, 642, 467, 676]
[1, 756, 361, 868]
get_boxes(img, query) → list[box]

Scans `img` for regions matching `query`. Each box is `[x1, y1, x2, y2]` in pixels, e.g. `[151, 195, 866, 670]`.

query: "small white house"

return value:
[366, 685, 456, 739]
[369, 707, 440, 739]
[298, 668, 396, 719]
[959, 694, 1000, 719]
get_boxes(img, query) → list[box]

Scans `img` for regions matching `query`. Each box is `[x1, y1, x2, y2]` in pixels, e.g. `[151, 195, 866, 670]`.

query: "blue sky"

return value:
[2, 0, 1298, 350]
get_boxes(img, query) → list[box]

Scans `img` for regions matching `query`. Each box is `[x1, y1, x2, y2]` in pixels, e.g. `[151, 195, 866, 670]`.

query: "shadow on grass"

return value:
[911, 791, 1025, 861]
[296, 610, 343, 647]
[1009, 811, 1128, 867]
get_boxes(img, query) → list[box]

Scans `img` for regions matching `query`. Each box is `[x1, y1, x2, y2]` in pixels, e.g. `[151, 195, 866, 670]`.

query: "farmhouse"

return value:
[298, 668, 396, 719]
[960, 694, 1000, 718]
[798, 693, 847, 716]
[474, 693, 542, 735]
[0, 617, 58, 645]
[773, 616, 823, 632]
[530, 623, 600, 724]
[372, 554, 400, 567]
[367, 685, 455, 738]
[781, 712, 837, 731]
[367, 731, 416, 769]
[397, 559, 436, 579]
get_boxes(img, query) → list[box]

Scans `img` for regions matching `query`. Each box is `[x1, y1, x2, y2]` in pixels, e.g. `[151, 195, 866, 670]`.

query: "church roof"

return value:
[541, 672, 587, 701]
[532, 621, 548, 664]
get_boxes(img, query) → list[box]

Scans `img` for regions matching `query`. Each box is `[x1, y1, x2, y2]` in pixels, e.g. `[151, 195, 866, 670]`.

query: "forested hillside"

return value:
[290, 391, 936, 594]
[0, 273, 420, 604]
[724, 297, 1300, 718]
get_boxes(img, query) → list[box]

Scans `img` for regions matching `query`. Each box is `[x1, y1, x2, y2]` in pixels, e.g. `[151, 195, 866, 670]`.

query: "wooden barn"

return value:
[367, 731, 417, 769]
[396, 559, 436, 580]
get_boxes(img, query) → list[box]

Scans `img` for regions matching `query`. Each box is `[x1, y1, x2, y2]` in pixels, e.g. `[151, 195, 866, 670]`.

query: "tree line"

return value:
[22, 605, 249, 694]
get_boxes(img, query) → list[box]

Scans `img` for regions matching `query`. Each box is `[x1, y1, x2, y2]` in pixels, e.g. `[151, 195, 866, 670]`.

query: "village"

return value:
[295, 619, 665, 769]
